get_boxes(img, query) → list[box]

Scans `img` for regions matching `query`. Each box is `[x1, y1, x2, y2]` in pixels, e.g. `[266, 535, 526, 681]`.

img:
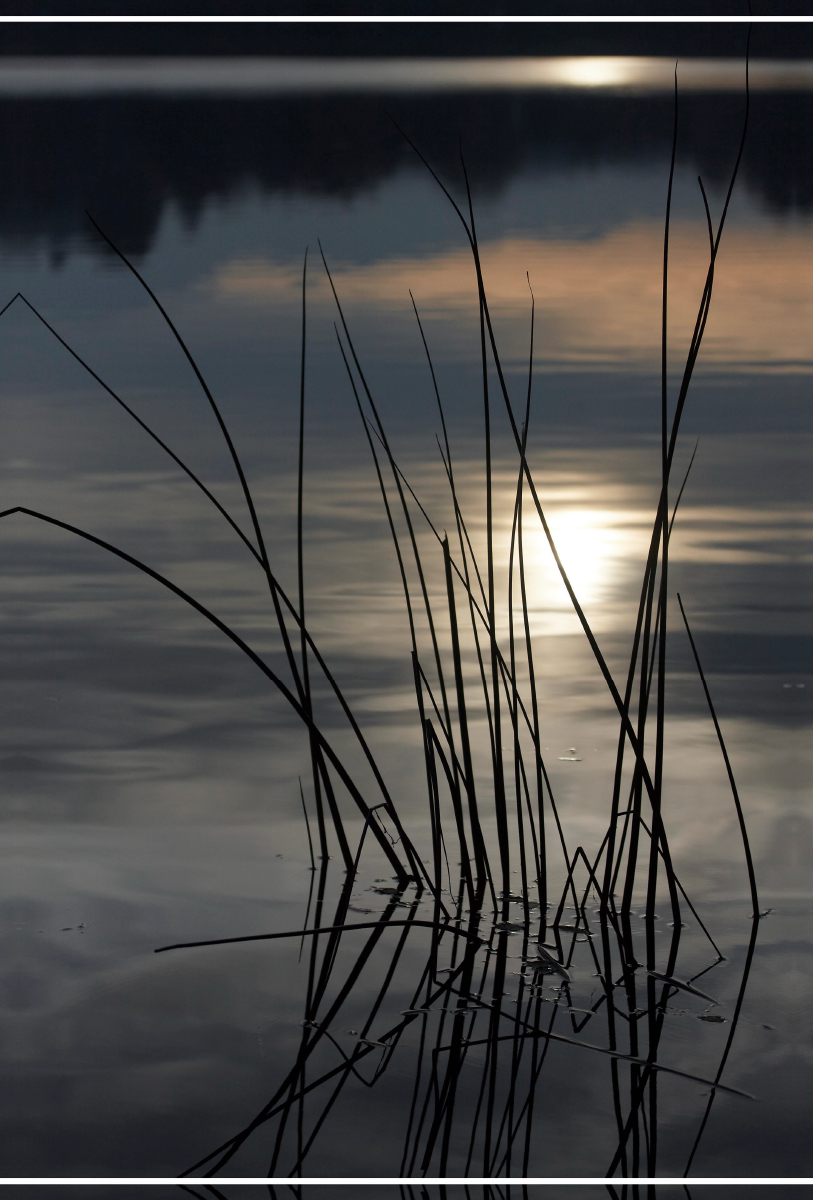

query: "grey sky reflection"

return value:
[0, 440, 804, 845]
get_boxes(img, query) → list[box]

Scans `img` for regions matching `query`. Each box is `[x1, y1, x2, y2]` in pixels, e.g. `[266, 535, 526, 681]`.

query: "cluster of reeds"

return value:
[0, 61, 761, 1191]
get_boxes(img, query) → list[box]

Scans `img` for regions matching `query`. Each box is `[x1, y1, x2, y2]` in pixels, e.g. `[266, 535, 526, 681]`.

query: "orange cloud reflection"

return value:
[214, 221, 813, 372]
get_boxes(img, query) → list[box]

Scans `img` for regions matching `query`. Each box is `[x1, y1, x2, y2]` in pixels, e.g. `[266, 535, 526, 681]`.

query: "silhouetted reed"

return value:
[0, 54, 760, 1189]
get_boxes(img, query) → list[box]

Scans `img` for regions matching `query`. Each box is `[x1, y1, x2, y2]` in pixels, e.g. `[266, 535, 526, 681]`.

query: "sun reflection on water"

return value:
[541, 507, 626, 606]
[490, 479, 654, 637]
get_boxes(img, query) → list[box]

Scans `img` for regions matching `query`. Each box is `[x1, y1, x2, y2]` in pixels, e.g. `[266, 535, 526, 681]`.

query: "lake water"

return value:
[0, 55, 810, 1194]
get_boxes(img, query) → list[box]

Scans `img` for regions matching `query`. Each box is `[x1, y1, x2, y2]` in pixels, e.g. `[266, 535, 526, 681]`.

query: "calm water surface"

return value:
[0, 58, 810, 1185]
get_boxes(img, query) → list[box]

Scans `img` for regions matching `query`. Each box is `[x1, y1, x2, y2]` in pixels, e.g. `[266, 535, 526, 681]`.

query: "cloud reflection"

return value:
[213, 221, 813, 371]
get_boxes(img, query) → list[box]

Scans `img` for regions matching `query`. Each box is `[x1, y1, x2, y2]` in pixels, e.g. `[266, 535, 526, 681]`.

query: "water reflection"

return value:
[214, 223, 813, 371]
[0, 55, 808, 1184]
[525, 507, 636, 613]
[1, 76, 813, 262]
[0, 149, 765, 1189]
[154, 846, 755, 1181]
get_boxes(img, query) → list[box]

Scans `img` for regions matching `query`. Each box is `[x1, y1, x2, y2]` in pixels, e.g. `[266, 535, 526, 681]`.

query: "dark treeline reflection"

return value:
[3, 87, 813, 260]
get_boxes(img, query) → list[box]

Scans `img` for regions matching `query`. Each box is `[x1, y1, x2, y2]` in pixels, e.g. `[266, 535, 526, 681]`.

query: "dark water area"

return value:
[0, 50, 810, 1186]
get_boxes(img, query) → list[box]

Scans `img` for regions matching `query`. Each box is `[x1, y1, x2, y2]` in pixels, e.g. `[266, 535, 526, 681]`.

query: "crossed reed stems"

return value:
[0, 55, 761, 1190]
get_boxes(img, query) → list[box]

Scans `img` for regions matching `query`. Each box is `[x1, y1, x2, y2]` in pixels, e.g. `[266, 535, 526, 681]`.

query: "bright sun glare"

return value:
[526, 508, 633, 617]
[549, 509, 613, 602]
[547, 57, 639, 89]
